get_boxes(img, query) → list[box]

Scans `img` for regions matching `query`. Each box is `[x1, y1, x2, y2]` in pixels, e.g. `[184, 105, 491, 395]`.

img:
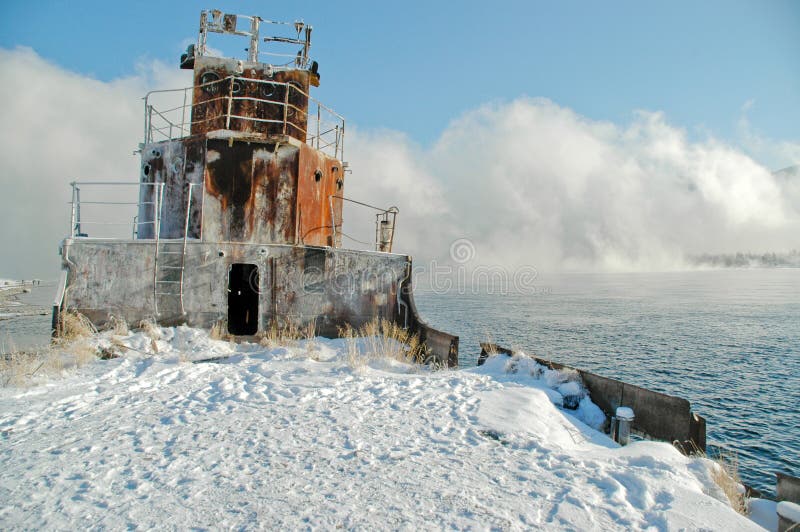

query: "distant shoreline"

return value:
[688, 251, 800, 269]
[0, 281, 52, 322]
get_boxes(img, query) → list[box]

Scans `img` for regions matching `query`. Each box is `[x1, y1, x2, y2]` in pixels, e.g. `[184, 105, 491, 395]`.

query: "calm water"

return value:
[0, 284, 54, 352]
[414, 269, 800, 497]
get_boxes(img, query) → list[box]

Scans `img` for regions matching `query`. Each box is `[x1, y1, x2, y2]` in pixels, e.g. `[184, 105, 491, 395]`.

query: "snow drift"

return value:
[0, 327, 762, 529]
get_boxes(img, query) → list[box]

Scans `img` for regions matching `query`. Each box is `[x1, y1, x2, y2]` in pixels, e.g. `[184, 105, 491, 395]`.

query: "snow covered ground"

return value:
[0, 327, 766, 529]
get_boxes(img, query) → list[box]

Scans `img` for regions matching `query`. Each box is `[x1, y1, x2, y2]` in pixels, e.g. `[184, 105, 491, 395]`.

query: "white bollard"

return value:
[615, 407, 635, 446]
[778, 501, 800, 532]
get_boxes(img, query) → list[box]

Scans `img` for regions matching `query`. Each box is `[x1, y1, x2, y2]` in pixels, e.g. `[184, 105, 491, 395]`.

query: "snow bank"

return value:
[0, 327, 761, 529]
[778, 501, 800, 524]
[748, 498, 778, 531]
[473, 352, 608, 431]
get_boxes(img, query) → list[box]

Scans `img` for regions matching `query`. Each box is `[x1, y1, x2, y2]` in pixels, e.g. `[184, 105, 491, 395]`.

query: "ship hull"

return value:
[55, 239, 458, 366]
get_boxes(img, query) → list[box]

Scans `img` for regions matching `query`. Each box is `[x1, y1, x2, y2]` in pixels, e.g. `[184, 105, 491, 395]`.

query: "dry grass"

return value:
[483, 339, 499, 358]
[258, 320, 305, 348]
[138, 318, 161, 353]
[710, 450, 747, 515]
[2, 340, 99, 388]
[678, 442, 748, 516]
[138, 318, 161, 340]
[0, 311, 117, 387]
[303, 319, 321, 360]
[253, 319, 323, 361]
[107, 315, 129, 336]
[304, 319, 317, 342]
[337, 323, 363, 371]
[1, 335, 46, 387]
[209, 320, 233, 342]
[71, 342, 99, 367]
[55, 311, 96, 341]
[338, 318, 432, 371]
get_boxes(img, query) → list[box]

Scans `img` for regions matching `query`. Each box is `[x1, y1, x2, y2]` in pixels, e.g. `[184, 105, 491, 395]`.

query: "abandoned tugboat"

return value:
[53, 9, 458, 366]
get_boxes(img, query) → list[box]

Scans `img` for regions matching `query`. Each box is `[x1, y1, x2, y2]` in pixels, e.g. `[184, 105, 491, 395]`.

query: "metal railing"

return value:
[67, 181, 201, 317]
[69, 181, 156, 239]
[68, 181, 203, 241]
[329, 195, 399, 253]
[144, 76, 345, 160]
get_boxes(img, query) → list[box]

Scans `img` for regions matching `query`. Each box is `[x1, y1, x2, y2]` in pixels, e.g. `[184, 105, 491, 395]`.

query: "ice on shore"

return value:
[0, 326, 763, 529]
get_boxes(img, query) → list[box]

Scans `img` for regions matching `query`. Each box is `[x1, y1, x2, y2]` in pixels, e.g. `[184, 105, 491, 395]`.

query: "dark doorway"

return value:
[228, 263, 259, 335]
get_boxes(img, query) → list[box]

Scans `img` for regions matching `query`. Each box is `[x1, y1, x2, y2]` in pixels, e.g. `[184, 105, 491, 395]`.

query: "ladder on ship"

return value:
[152, 183, 196, 318]
[154, 240, 187, 317]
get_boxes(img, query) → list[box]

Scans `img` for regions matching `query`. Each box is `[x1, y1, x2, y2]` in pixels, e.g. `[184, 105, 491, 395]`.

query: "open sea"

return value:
[2, 269, 798, 497]
[415, 268, 800, 497]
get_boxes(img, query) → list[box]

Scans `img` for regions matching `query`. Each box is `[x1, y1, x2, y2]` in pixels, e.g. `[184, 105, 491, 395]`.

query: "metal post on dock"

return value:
[614, 407, 635, 446]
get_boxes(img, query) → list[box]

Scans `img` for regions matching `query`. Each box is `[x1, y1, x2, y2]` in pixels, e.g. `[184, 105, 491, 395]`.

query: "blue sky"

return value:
[1, 1, 799, 278]
[1, 0, 798, 157]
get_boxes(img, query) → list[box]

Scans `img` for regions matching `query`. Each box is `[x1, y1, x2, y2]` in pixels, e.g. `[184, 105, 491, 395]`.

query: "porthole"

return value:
[200, 71, 221, 95]
[336, 179, 343, 190]
[314, 169, 323, 182]
[171, 158, 183, 174]
[142, 164, 151, 177]
[231, 80, 242, 95]
[261, 83, 276, 98]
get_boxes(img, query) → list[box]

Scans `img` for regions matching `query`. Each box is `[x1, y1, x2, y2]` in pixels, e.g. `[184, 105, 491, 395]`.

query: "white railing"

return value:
[144, 76, 345, 160]
[69, 181, 153, 240]
[68, 181, 203, 241]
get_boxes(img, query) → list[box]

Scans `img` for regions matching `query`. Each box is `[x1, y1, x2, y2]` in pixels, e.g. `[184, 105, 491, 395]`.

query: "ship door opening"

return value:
[228, 263, 259, 335]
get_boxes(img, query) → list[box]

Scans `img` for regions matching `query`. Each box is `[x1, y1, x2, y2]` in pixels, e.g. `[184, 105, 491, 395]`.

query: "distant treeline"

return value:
[689, 250, 800, 268]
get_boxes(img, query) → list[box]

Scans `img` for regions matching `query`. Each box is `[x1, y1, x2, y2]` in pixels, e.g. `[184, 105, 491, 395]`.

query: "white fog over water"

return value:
[1, 48, 799, 278]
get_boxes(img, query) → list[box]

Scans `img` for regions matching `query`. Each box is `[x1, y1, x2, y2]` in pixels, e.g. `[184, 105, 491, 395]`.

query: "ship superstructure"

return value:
[54, 10, 457, 366]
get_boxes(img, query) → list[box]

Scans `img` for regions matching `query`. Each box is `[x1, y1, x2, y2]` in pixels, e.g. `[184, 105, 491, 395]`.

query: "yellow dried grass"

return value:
[258, 320, 304, 348]
[1, 338, 98, 387]
[338, 318, 430, 371]
[710, 450, 747, 515]
[56, 311, 96, 341]
[209, 320, 233, 342]
[107, 315, 129, 336]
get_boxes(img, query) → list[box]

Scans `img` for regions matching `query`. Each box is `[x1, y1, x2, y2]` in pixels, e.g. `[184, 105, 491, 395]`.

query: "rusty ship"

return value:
[53, 9, 458, 366]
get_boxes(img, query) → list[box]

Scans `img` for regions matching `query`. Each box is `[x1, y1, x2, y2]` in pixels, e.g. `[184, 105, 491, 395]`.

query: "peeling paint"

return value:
[59, 8, 458, 366]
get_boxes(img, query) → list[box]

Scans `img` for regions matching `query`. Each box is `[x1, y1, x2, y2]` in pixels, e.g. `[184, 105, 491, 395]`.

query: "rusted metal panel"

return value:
[189, 56, 311, 140]
[137, 147, 163, 239]
[222, 13, 237, 33]
[203, 138, 300, 244]
[204, 139, 259, 241]
[778, 473, 800, 504]
[297, 141, 343, 247]
[138, 135, 343, 248]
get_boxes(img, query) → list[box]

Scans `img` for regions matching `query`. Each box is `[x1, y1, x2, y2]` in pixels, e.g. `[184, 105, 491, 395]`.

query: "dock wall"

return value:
[478, 343, 706, 451]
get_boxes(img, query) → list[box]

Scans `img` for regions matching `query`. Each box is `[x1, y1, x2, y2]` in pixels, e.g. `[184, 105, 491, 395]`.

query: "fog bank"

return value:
[1, 48, 797, 278]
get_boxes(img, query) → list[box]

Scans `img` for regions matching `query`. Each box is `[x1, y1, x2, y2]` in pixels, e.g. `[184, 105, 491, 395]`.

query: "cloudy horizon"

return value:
[0, 47, 798, 280]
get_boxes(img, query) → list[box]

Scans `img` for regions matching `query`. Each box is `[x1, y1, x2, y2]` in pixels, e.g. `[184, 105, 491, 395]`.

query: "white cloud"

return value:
[0, 47, 191, 279]
[0, 48, 796, 278]
[347, 98, 799, 271]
